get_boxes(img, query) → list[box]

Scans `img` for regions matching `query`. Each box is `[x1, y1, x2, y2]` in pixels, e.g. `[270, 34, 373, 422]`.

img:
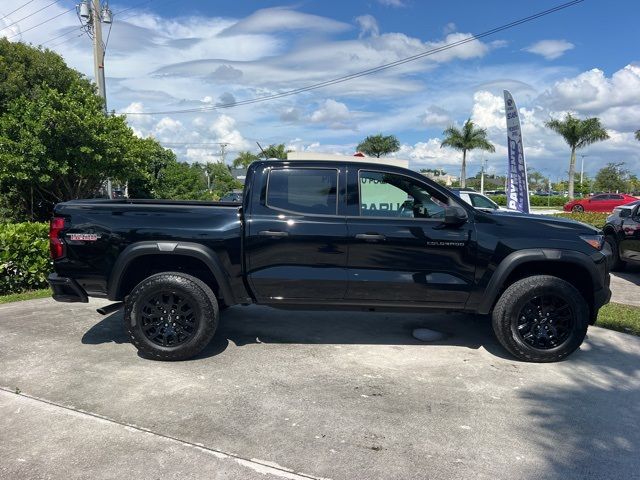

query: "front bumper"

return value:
[47, 273, 88, 303]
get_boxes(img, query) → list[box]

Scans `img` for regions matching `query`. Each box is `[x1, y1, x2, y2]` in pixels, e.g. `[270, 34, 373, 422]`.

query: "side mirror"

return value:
[444, 206, 468, 226]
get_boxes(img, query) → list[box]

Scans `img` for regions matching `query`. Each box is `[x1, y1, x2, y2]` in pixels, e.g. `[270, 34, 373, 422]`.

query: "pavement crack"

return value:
[0, 386, 330, 480]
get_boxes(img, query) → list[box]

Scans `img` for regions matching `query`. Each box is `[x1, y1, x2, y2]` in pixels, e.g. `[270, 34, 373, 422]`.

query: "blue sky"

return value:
[2, 0, 639, 179]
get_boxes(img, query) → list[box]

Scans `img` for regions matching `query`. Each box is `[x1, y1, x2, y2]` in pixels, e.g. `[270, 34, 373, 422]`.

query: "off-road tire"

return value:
[492, 275, 588, 362]
[605, 235, 625, 271]
[124, 272, 218, 360]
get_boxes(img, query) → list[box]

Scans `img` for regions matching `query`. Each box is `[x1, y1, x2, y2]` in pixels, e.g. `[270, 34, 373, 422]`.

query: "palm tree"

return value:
[232, 151, 259, 169]
[258, 143, 292, 159]
[545, 114, 609, 199]
[440, 119, 495, 188]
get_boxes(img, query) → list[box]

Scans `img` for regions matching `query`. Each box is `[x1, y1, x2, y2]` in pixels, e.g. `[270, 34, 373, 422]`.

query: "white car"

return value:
[453, 190, 505, 211]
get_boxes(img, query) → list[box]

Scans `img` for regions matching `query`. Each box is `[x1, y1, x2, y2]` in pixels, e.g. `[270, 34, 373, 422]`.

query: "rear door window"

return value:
[267, 168, 338, 215]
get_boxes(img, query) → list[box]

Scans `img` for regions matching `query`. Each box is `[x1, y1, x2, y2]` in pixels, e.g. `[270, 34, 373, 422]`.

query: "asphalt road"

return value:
[0, 297, 639, 480]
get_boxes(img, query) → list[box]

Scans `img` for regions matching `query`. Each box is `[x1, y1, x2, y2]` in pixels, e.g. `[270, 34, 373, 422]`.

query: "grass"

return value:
[0, 288, 51, 305]
[596, 302, 640, 336]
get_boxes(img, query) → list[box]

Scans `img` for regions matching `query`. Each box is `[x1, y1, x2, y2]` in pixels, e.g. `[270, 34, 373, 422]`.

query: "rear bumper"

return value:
[47, 273, 88, 303]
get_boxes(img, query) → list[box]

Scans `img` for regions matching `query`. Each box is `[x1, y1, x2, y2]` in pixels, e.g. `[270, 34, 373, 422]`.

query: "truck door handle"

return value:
[259, 230, 289, 238]
[355, 233, 385, 242]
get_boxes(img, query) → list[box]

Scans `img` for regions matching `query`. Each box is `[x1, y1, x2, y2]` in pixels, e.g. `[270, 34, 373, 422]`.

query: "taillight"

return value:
[49, 217, 65, 259]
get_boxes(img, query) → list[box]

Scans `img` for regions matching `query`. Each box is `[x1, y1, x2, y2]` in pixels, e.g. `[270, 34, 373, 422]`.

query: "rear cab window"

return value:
[266, 168, 338, 215]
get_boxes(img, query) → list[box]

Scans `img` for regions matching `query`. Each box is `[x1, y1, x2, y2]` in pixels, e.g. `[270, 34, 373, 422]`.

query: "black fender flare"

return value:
[477, 248, 606, 315]
[107, 241, 235, 304]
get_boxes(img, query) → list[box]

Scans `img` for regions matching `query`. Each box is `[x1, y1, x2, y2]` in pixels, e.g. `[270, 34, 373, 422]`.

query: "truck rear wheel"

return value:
[124, 272, 218, 360]
[492, 275, 588, 362]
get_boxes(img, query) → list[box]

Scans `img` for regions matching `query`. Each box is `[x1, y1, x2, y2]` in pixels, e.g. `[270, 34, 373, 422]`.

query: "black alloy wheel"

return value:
[139, 291, 199, 347]
[516, 295, 574, 350]
[124, 272, 219, 360]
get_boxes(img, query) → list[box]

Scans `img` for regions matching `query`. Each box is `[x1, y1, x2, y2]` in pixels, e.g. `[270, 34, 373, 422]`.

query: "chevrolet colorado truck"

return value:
[48, 160, 611, 362]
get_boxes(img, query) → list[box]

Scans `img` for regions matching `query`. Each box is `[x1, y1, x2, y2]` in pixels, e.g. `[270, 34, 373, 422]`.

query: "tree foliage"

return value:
[356, 134, 400, 158]
[593, 163, 633, 193]
[440, 119, 495, 188]
[635, 129, 640, 141]
[204, 162, 243, 199]
[545, 113, 609, 199]
[232, 151, 259, 168]
[0, 39, 173, 221]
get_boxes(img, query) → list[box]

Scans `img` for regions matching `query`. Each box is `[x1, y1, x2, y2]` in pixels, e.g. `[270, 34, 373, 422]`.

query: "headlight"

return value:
[579, 234, 604, 250]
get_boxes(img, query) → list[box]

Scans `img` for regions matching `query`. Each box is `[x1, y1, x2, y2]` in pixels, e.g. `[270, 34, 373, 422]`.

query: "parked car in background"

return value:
[451, 189, 504, 211]
[219, 190, 243, 203]
[603, 200, 640, 270]
[563, 193, 638, 213]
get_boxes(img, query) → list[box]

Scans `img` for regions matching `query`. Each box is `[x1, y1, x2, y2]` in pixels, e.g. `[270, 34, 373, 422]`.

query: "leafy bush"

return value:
[552, 212, 609, 229]
[488, 195, 568, 207]
[0, 222, 50, 295]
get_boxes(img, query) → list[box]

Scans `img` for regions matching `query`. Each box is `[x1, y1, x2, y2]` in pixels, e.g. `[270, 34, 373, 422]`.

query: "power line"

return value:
[40, 26, 83, 46]
[0, 0, 61, 32]
[48, 31, 83, 48]
[4, 6, 75, 40]
[0, 0, 37, 22]
[124, 0, 584, 116]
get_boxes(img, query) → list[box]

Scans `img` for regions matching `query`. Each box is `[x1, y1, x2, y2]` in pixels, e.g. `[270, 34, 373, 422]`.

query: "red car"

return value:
[564, 194, 638, 213]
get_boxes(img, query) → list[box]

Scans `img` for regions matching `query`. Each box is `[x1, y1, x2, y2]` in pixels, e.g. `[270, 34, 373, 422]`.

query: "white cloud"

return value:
[309, 99, 352, 128]
[220, 7, 350, 36]
[377, 0, 406, 7]
[525, 40, 575, 60]
[443, 22, 457, 35]
[471, 91, 505, 130]
[421, 106, 453, 127]
[541, 65, 640, 112]
[355, 15, 379, 38]
[208, 114, 251, 150]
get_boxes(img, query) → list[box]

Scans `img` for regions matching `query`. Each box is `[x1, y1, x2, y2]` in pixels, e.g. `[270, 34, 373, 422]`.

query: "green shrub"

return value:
[552, 212, 609, 229]
[487, 195, 568, 207]
[0, 222, 50, 295]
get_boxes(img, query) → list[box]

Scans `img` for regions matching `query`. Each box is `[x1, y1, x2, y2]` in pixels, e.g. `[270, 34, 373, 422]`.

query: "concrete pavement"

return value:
[0, 298, 639, 480]
[610, 265, 640, 306]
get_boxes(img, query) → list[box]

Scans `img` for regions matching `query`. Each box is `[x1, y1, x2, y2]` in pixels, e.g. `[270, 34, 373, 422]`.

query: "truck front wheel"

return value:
[492, 275, 588, 362]
[124, 272, 218, 360]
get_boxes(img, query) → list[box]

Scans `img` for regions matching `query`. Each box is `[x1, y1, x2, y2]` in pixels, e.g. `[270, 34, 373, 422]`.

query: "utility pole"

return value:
[79, 0, 112, 195]
[92, 0, 107, 114]
[219, 143, 229, 164]
[580, 154, 588, 186]
[480, 158, 488, 194]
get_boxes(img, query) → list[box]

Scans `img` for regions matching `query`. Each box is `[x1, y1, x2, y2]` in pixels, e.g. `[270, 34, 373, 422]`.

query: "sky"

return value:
[1, 0, 640, 179]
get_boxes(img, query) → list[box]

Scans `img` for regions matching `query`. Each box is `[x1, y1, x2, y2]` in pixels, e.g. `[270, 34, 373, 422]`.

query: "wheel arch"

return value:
[108, 241, 235, 305]
[478, 249, 602, 319]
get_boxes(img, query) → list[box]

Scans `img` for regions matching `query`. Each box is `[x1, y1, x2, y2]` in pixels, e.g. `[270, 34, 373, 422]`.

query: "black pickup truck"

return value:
[48, 160, 611, 362]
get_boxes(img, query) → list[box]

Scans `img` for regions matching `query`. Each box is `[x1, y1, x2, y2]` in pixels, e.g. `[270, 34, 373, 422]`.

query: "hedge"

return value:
[488, 195, 568, 207]
[552, 212, 609, 229]
[0, 222, 50, 295]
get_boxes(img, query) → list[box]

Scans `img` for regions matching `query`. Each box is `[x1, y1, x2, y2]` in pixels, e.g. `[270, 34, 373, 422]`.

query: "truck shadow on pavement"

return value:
[81, 305, 515, 361]
[518, 333, 640, 479]
[613, 264, 640, 285]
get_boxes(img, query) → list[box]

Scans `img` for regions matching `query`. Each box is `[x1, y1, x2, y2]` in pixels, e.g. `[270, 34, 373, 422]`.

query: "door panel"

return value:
[345, 169, 475, 305]
[245, 166, 348, 301]
[346, 219, 474, 303]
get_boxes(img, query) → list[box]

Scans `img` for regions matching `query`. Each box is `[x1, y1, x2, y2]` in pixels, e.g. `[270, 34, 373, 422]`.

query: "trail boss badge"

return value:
[67, 233, 101, 241]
